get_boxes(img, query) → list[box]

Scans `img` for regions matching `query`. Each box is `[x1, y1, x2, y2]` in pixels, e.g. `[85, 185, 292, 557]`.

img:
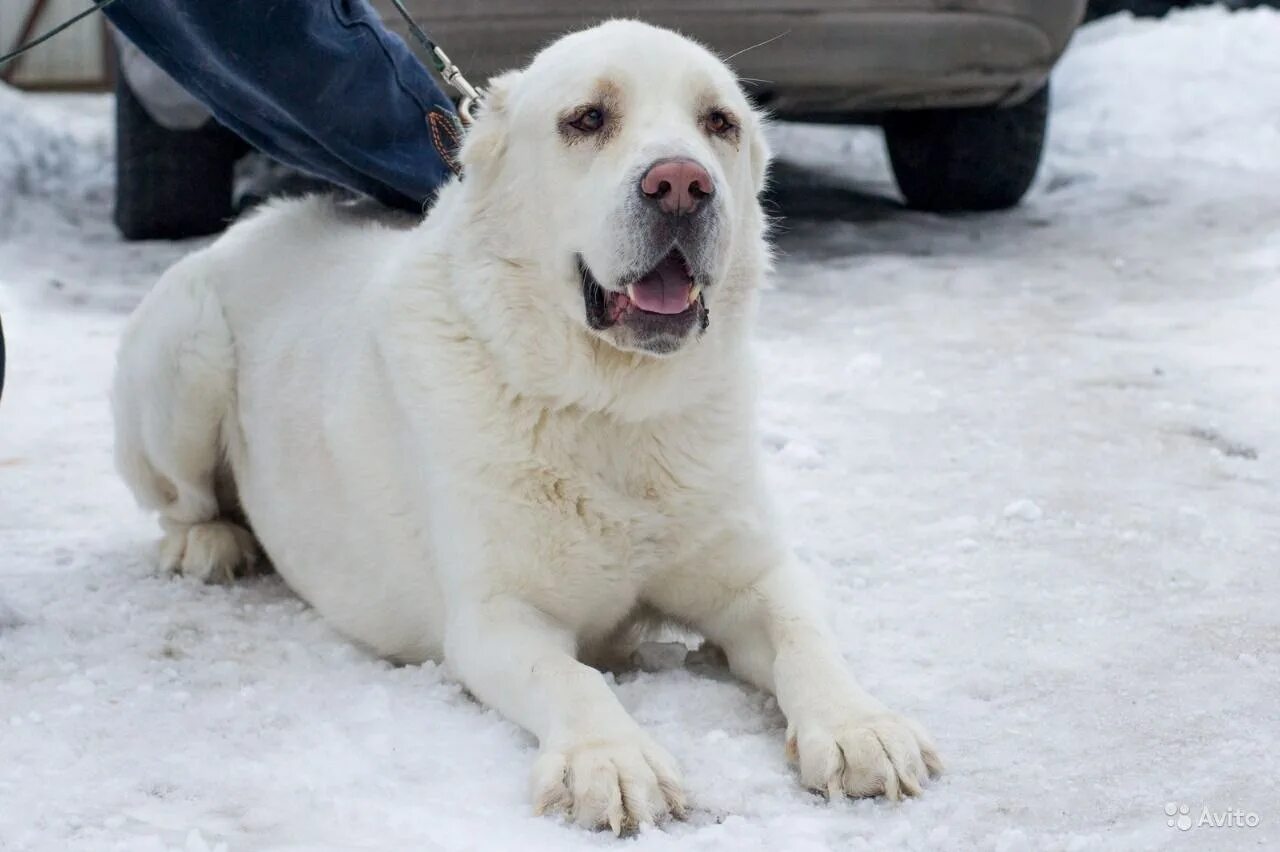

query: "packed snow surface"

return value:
[2, 9, 1277, 851]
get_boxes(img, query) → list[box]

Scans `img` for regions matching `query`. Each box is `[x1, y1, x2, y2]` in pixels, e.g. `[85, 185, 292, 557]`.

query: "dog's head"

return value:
[457, 20, 771, 359]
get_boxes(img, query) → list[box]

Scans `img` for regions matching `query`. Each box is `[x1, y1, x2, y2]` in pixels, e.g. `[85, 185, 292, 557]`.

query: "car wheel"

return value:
[882, 83, 1049, 212]
[114, 74, 248, 241]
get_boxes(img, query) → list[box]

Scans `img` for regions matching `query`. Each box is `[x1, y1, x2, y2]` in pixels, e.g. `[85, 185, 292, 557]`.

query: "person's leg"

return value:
[105, 0, 459, 211]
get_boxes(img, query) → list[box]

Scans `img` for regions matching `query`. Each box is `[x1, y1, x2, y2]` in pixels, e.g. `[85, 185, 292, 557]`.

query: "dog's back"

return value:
[112, 197, 454, 656]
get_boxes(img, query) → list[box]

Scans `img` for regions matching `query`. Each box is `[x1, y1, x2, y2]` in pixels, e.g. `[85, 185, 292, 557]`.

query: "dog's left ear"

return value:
[747, 114, 772, 194]
[460, 70, 523, 180]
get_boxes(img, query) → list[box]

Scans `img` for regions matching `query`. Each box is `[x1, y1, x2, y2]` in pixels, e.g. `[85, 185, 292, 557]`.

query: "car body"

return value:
[376, 0, 1087, 117]
[111, 1, 1089, 240]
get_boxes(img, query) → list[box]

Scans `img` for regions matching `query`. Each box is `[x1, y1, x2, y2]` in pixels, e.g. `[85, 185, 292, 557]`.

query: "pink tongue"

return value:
[629, 254, 692, 315]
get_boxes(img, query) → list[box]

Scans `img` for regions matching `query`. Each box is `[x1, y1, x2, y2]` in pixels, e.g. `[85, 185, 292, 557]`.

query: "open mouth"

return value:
[581, 249, 707, 339]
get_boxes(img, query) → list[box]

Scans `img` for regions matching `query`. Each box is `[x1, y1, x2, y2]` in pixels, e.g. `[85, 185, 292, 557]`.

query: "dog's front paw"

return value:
[786, 711, 942, 801]
[532, 733, 686, 834]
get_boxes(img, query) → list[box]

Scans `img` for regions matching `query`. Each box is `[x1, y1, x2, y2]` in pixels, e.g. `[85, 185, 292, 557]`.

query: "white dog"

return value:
[112, 20, 940, 833]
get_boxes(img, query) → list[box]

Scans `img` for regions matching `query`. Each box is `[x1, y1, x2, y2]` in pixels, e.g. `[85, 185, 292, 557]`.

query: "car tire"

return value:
[0, 311, 6, 405]
[882, 83, 1049, 212]
[114, 74, 248, 241]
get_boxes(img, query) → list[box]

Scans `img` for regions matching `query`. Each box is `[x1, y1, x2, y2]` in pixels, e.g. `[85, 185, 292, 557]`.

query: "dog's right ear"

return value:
[460, 70, 523, 179]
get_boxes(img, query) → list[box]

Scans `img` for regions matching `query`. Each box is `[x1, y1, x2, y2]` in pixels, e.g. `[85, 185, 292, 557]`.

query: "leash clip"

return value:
[432, 45, 484, 126]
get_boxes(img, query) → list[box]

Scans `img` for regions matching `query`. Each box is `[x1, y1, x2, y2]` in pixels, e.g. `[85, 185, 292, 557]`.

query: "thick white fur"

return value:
[112, 21, 939, 832]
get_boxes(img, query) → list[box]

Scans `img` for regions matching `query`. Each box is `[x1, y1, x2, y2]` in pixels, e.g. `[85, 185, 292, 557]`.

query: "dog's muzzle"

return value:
[577, 157, 723, 356]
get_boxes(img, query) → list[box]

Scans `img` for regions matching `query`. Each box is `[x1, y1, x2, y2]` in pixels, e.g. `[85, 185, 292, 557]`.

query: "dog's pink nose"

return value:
[640, 158, 714, 216]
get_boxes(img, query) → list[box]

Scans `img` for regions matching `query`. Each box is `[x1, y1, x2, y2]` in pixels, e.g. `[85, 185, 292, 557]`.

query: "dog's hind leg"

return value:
[112, 259, 261, 583]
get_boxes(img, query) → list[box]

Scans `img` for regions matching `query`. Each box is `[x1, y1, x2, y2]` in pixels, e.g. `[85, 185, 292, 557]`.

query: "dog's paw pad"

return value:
[532, 734, 685, 834]
[788, 712, 941, 801]
[160, 521, 261, 584]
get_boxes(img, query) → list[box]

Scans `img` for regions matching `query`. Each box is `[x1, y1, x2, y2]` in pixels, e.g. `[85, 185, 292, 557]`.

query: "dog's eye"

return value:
[569, 107, 606, 133]
[705, 110, 736, 136]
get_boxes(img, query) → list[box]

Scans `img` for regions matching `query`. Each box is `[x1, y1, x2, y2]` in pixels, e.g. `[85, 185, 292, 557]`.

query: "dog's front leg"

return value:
[664, 560, 941, 800]
[445, 597, 685, 832]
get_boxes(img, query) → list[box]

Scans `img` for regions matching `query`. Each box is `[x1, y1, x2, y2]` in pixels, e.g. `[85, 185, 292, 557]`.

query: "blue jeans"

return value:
[106, 0, 458, 211]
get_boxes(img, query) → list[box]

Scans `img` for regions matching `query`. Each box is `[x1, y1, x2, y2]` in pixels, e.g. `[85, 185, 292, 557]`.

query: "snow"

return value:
[2, 8, 1279, 850]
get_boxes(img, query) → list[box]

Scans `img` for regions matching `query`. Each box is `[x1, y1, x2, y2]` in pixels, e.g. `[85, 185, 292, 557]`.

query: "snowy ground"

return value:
[2, 9, 1278, 851]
